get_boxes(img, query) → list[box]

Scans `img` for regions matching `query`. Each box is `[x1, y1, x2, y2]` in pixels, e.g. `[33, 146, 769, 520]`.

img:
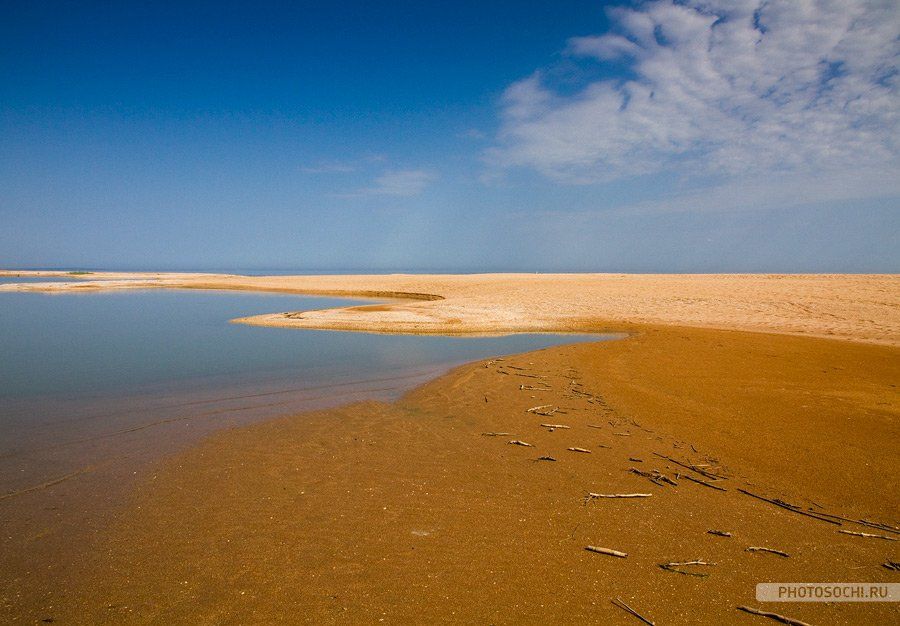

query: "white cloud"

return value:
[356, 169, 436, 197]
[487, 0, 900, 193]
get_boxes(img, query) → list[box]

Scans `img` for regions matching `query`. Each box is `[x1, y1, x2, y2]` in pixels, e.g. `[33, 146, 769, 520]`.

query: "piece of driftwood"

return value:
[629, 457, 643, 462]
[659, 559, 715, 577]
[481, 432, 509, 437]
[614, 432, 631, 436]
[629, 467, 677, 487]
[567, 447, 591, 453]
[587, 493, 652, 499]
[707, 530, 732, 537]
[611, 597, 654, 625]
[540, 423, 571, 429]
[838, 529, 897, 541]
[587, 424, 604, 429]
[652, 452, 725, 481]
[746, 546, 789, 558]
[883, 560, 900, 571]
[682, 473, 727, 492]
[860, 518, 900, 533]
[534, 455, 557, 462]
[737, 488, 841, 525]
[526, 404, 558, 416]
[805, 510, 900, 535]
[507, 440, 534, 447]
[585, 545, 627, 558]
[736, 605, 811, 626]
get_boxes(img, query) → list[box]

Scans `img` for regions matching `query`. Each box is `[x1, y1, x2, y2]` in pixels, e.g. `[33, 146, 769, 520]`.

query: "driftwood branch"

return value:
[746, 546, 789, 558]
[806, 510, 900, 535]
[681, 473, 727, 491]
[585, 545, 627, 558]
[737, 488, 841, 525]
[568, 447, 592, 453]
[480, 432, 509, 437]
[630, 467, 677, 486]
[659, 559, 715, 577]
[838, 529, 897, 541]
[611, 597, 654, 625]
[587, 493, 652, 499]
[652, 452, 725, 480]
[526, 404, 558, 416]
[707, 530, 732, 537]
[507, 440, 534, 447]
[540, 423, 570, 430]
[736, 605, 811, 626]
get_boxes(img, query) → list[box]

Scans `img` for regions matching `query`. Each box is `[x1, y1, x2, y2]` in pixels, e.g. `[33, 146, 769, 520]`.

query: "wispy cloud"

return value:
[300, 161, 358, 174]
[487, 0, 900, 199]
[354, 169, 437, 197]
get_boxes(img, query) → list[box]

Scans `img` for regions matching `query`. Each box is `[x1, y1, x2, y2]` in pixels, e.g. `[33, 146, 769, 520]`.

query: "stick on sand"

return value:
[585, 545, 627, 558]
[587, 493, 652, 499]
[736, 605, 811, 626]
[746, 546, 789, 557]
[838, 529, 896, 541]
[611, 597, 654, 625]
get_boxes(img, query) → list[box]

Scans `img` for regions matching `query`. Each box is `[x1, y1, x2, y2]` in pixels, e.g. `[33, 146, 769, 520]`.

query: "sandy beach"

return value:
[1, 272, 898, 624]
[2, 271, 898, 345]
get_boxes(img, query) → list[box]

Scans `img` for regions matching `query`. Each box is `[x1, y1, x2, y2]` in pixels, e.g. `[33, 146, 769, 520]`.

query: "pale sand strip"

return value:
[1, 270, 897, 345]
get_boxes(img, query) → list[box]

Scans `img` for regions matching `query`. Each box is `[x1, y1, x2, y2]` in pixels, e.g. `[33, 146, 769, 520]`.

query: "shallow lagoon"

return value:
[0, 287, 611, 495]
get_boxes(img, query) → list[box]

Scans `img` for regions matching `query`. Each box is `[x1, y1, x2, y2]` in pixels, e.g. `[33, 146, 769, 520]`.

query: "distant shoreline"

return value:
[2, 269, 897, 345]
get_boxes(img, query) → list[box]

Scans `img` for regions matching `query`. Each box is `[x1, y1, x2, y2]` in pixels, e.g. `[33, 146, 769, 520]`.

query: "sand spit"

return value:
[1, 270, 897, 345]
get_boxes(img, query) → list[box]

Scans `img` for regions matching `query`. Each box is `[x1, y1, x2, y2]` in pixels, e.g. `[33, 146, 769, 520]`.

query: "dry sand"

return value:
[1, 271, 898, 624]
[2, 270, 897, 344]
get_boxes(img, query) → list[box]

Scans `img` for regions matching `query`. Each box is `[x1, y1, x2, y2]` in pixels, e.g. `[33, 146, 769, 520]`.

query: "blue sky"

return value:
[1, 1, 897, 272]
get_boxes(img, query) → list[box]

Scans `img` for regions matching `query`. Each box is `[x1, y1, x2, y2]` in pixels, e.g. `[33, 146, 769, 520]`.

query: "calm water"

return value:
[0, 289, 602, 399]
[0, 287, 609, 495]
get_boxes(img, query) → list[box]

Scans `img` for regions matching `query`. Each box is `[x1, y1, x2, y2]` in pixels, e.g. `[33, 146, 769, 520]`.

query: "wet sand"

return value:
[40, 324, 900, 624]
[1, 272, 898, 623]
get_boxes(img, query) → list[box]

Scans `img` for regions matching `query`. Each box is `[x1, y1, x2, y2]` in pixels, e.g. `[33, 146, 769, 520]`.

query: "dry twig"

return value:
[838, 529, 896, 541]
[611, 597, 654, 625]
[567, 447, 591, 453]
[507, 440, 534, 447]
[736, 605, 811, 626]
[659, 559, 715, 577]
[652, 452, 726, 480]
[746, 546, 789, 558]
[707, 530, 732, 537]
[587, 493, 652, 499]
[682, 473, 727, 491]
[737, 488, 841, 525]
